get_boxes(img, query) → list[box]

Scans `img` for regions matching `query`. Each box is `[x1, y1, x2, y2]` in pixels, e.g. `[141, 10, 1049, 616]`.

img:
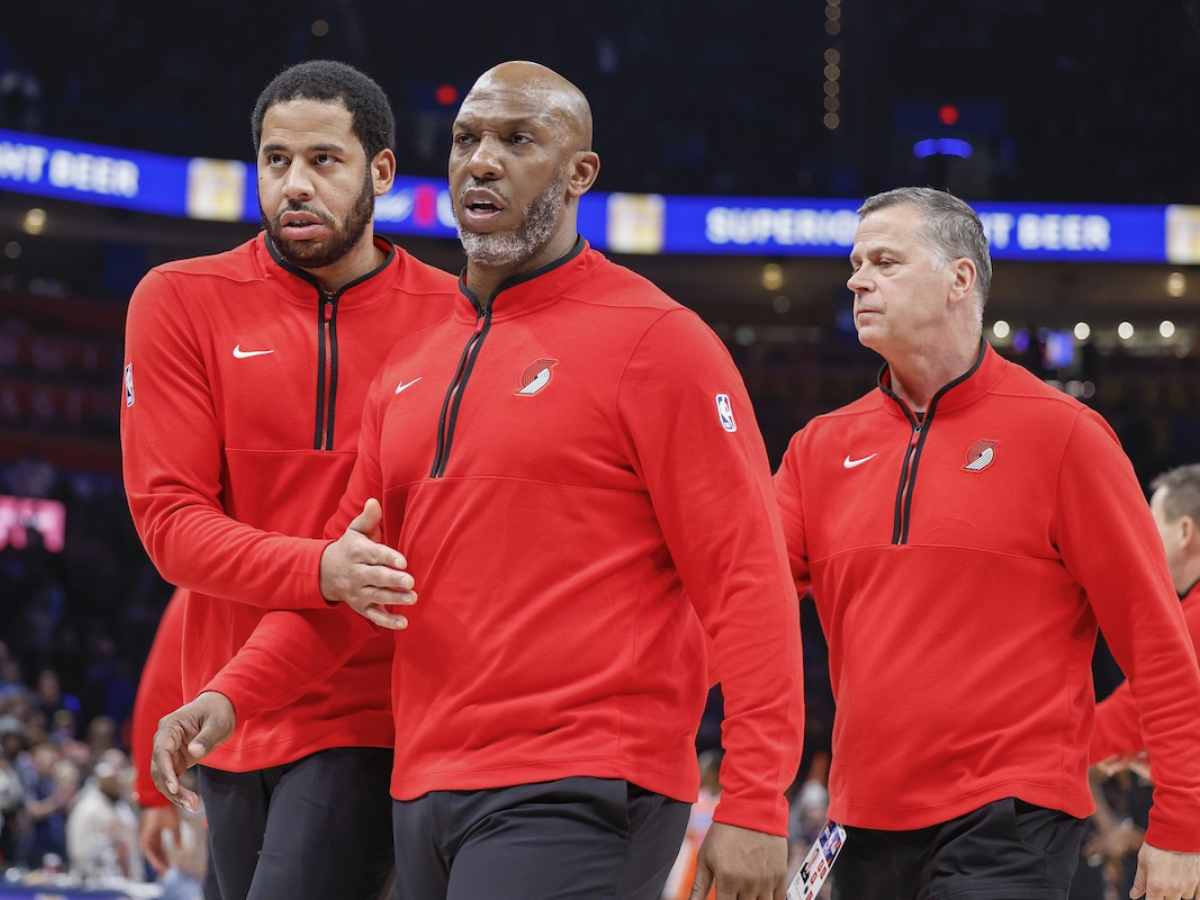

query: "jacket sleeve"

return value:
[774, 430, 814, 598]
[616, 308, 804, 837]
[1090, 598, 1200, 765]
[131, 588, 187, 808]
[120, 270, 329, 609]
[201, 370, 391, 718]
[1054, 408, 1200, 851]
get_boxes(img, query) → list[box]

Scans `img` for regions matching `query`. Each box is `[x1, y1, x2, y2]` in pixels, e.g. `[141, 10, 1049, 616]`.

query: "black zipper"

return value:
[430, 306, 492, 477]
[428, 236, 586, 478]
[880, 341, 987, 545]
[263, 234, 394, 451]
[314, 292, 339, 450]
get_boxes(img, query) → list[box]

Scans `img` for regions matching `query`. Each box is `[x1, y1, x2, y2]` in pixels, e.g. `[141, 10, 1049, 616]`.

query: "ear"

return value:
[371, 148, 397, 197]
[948, 256, 977, 307]
[1181, 515, 1196, 550]
[566, 150, 601, 201]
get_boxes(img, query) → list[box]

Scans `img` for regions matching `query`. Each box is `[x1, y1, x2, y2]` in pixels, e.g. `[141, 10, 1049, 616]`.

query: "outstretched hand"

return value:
[320, 498, 417, 630]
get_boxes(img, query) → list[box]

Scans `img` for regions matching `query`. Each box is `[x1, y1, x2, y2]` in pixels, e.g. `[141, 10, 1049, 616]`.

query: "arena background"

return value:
[0, 1, 1197, 897]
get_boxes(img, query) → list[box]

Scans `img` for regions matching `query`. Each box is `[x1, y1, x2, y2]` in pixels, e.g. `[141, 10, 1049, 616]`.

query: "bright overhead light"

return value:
[1073, 322, 1091, 341]
[1159, 320, 1176, 338]
[761, 263, 784, 292]
[1118, 321, 1134, 340]
[991, 320, 1011, 339]
[1166, 272, 1186, 298]
[23, 208, 46, 235]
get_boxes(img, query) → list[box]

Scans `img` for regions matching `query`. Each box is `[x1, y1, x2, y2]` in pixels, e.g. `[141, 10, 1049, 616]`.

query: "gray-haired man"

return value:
[774, 187, 1200, 899]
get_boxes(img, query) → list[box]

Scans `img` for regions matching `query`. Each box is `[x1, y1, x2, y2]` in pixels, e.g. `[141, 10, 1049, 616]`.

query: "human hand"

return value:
[320, 498, 416, 629]
[139, 804, 179, 874]
[151, 692, 235, 812]
[1095, 753, 1152, 782]
[1086, 818, 1143, 863]
[1129, 842, 1200, 899]
[689, 822, 788, 900]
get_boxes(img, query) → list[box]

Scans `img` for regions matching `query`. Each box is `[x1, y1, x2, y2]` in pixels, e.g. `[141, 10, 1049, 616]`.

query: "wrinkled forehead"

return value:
[455, 85, 572, 134]
[851, 206, 928, 258]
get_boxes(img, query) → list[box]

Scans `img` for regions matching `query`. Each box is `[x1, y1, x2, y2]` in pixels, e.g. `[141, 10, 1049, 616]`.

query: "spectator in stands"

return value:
[34, 669, 80, 723]
[21, 743, 70, 867]
[66, 751, 140, 881]
[0, 743, 24, 864]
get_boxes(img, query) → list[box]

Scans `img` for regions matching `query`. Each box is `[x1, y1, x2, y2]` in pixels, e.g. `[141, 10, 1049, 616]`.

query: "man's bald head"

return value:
[465, 61, 593, 151]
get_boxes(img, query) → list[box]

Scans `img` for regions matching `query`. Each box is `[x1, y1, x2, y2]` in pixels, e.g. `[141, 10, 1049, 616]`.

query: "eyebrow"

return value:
[850, 243, 902, 260]
[453, 113, 551, 132]
[260, 142, 348, 155]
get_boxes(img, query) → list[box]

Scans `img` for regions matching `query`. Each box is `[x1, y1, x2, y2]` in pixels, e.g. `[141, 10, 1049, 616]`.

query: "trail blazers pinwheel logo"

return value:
[516, 358, 558, 397]
[964, 439, 998, 472]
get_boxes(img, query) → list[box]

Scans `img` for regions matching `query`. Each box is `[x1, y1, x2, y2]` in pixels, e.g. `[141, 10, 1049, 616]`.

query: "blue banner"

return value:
[0, 129, 1190, 264]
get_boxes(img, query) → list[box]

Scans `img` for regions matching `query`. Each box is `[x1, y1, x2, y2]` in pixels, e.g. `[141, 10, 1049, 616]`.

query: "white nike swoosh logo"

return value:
[843, 453, 878, 469]
[232, 345, 274, 359]
[394, 377, 423, 395]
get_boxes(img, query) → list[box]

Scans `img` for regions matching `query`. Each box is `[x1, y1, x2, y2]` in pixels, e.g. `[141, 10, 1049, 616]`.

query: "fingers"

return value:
[1130, 858, 1147, 898]
[174, 782, 202, 814]
[140, 825, 168, 873]
[358, 565, 416, 595]
[364, 605, 409, 630]
[188, 717, 228, 761]
[348, 534, 408, 575]
[151, 724, 185, 799]
[348, 497, 383, 537]
[352, 585, 417, 608]
[687, 862, 714, 900]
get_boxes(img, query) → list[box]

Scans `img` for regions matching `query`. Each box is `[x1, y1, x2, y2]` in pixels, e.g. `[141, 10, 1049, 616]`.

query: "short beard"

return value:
[262, 171, 375, 270]
[455, 173, 565, 267]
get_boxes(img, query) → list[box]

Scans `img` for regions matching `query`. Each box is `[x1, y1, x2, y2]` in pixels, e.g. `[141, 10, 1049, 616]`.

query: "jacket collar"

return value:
[455, 237, 588, 322]
[877, 339, 1005, 422]
[256, 231, 399, 308]
[1182, 578, 1200, 605]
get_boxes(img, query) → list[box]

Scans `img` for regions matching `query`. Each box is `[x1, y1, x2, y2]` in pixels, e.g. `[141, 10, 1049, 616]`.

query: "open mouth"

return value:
[460, 188, 507, 225]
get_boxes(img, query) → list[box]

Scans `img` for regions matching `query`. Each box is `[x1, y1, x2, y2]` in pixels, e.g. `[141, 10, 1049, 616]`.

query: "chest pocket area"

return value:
[443, 353, 629, 487]
[908, 434, 1053, 557]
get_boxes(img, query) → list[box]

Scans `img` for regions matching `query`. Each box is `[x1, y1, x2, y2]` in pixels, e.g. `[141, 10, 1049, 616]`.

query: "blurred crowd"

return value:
[0, 641, 141, 879]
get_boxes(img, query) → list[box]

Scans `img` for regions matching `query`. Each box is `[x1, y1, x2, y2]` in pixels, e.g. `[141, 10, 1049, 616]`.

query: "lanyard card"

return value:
[786, 820, 847, 900]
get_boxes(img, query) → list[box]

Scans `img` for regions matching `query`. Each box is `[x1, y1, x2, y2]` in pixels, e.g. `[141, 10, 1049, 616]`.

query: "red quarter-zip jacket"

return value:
[132, 588, 185, 808]
[121, 232, 456, 771]
[1091, 580, 1200, 765]
[205, 240, 805, 835]
[774, 342, 1200, 850]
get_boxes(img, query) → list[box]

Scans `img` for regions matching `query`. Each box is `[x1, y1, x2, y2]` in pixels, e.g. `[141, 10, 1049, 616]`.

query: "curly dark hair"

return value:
[251, 60, 395, 160]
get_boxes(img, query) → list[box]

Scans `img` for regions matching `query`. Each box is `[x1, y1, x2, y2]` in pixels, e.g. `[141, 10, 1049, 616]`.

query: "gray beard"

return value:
[456, 174, 565, 267]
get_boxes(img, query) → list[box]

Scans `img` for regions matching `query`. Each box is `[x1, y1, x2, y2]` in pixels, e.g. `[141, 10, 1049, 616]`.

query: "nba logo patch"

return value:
[516, 358, 557, 397]
[715, 393, 737, 432]
[964, 439, 997, 472]
[124, 363, 135, 407]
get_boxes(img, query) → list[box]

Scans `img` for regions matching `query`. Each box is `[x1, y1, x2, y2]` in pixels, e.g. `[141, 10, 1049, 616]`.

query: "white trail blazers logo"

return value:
[964, 439, 998, 472]
[516, 358, 558, 396]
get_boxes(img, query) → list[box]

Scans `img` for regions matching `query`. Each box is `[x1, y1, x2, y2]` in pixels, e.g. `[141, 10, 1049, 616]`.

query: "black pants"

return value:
[391, 777, 691, 900]
[198, 747, 393, 900]
[832, 798, 1087, 900]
